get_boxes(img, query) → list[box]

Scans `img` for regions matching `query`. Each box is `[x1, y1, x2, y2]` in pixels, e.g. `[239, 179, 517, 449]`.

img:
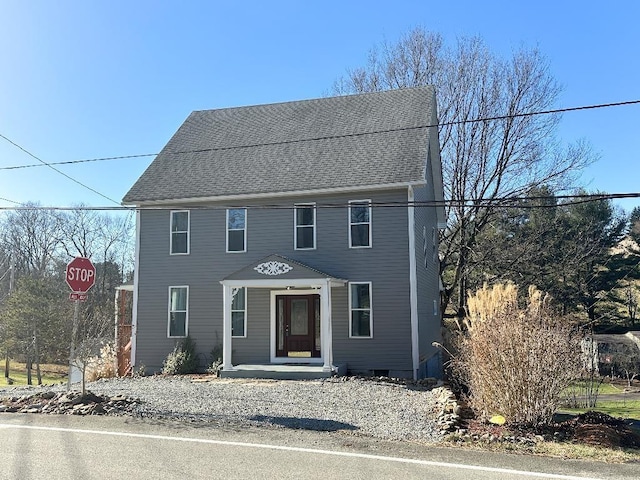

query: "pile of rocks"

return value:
[432, 386, 468, 434]
[0, 390, 140, 416]
[430, 389, 547, 445]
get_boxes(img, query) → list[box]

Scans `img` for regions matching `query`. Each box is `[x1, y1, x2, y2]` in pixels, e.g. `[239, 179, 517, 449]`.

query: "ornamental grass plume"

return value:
[455, 283, 581, 426]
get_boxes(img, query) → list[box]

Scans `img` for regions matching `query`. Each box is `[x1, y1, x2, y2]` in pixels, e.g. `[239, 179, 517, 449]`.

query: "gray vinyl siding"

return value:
[134, 188, 416, 374]
[414, 152, 442, 377]
[232, 288, 270, 364]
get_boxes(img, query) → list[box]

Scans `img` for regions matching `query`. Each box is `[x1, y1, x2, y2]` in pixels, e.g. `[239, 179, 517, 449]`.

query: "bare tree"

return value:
[70, 301, 113, 395]
[0, 205, 134, 387]
[0, 204, 62, 277]
[333, 28, 593, 316]
[59, 207, 134, 286]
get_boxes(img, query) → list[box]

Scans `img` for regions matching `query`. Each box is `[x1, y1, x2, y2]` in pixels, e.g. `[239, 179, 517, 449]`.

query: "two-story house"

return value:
[123, 86, 446, 379]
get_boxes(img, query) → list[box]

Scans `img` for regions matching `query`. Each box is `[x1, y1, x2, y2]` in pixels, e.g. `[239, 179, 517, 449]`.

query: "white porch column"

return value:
[222, 284, 234, 371]
[322, 279, 333, 372]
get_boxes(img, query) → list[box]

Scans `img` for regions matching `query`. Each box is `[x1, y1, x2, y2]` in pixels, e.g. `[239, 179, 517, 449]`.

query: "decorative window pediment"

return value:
[254, 261, 293, 276]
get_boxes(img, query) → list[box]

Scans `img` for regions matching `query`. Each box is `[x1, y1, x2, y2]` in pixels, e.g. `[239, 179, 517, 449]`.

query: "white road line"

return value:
[0, 423, 603, 480]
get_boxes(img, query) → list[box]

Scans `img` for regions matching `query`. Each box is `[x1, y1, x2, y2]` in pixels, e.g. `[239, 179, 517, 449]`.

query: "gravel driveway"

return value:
[0, 375, 443, 442]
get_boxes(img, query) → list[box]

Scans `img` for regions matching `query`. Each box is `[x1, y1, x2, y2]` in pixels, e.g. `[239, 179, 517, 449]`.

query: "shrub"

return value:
[162, 336, 198, 375]
[208, 343, 223, 374]
[453, 283, 582, 426]
[86, 343, 118, 382]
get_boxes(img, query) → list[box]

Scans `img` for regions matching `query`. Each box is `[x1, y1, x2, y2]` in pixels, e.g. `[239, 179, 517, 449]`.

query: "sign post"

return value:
[65, 257, 96, 390]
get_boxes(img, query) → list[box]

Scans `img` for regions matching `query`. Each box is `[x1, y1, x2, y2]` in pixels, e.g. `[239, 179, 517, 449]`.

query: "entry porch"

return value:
[220, 255, 347, 377]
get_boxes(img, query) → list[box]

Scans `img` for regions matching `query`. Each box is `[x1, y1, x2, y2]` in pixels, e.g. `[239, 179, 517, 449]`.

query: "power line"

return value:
[0, 153, 156, 171]
[0, 192, 638, 212]
[0, 133, 121, 205]
[0, 196, 22, 205]
[1, 99, 639, 171]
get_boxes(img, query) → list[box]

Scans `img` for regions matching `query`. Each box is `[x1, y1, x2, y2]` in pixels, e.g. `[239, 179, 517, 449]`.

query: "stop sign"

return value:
[65, 257, 96, 293]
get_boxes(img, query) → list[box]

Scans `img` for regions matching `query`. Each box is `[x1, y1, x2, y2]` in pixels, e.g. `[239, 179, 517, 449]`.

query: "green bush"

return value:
[162, 336, 198, 375]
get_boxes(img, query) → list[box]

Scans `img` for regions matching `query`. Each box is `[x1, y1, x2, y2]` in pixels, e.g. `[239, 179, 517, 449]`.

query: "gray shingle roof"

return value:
[123, 86, 437, 204]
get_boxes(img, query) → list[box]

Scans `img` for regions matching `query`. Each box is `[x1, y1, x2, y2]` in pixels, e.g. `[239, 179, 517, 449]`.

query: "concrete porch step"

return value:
[220, 363, 347, 380]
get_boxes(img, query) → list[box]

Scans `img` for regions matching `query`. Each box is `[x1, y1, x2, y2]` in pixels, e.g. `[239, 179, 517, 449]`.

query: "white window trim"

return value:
[348, 281, 373, 339]
[170, 210, 190, 255]
[348, 200, 372, 249]
[231, 287, 247, 338]
[294, 203, 316, 250]
[432, 226, 438, 263]
[167, 285, 189, 338]
[226, 208, 247, 253]
[422, 226, 428, 268]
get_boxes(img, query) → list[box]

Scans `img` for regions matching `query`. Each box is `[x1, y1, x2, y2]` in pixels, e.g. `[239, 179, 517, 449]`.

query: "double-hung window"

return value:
[295, 203, 315, 250]
[227, 208, 246, 253]
[231, 287, 247, 337]
[170, 210, 189, 254]
[168, 286, 188, 337]
[349, 282, 372, 338]
[349, 200, 371, 248]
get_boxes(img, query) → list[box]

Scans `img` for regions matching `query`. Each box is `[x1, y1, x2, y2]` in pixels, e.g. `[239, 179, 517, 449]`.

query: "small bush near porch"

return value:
[162, 337, 198, 375]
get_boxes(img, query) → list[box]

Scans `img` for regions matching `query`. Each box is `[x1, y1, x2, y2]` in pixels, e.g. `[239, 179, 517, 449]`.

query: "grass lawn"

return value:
[562, 399, 640, 420]
[561, 379, 640, 420]
[565, 380, 626, 395]
[2, 361, 67, 386]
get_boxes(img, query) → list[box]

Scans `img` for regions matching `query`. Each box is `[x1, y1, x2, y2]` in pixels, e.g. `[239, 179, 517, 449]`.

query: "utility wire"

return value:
[0, 192, 638, 212]
[0, 133, 121, 205]
[0, 196, 22, 205]
[0, 153, 156, 171]
[1, 99, 638, 171]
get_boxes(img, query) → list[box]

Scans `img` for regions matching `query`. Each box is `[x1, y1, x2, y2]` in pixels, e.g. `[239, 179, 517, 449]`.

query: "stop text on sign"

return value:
[67, 267, 94, 283]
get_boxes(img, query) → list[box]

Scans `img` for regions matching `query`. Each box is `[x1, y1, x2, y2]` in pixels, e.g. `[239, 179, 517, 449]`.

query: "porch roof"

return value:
[220, 254, 346, 288]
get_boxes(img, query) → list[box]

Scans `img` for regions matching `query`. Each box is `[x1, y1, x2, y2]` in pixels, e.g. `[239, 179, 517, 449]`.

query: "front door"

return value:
[276, 294, 320, 358]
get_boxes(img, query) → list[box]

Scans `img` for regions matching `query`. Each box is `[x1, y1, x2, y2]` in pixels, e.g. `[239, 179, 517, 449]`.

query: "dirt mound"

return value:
[559, 412, 640, 449]
[0, 390, 140, 416]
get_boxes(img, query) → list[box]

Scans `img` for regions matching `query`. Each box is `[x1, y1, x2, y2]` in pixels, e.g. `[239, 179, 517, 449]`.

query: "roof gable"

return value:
[222, 254, 345, 283]
[123, 87, 438, 205]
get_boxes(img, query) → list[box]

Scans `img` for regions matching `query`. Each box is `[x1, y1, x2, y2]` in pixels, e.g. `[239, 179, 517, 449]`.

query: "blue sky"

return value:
[1, 1, 639, 212]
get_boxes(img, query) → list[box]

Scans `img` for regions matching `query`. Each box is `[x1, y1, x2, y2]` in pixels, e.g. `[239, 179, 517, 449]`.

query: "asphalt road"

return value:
[0, 414, 637, 480]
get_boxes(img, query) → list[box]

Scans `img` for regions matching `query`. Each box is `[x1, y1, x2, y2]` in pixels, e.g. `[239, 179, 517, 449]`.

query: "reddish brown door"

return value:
[276, 294, 320, 358]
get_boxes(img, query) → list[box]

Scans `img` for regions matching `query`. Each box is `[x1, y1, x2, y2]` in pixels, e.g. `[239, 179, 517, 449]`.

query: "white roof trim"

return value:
[123, 181, 426, 207]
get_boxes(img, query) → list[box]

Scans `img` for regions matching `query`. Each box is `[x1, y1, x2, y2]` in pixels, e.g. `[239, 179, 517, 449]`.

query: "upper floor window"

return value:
[227, 208, 246, 253]
[349, 200, 371, 248]
[168, 286, 188, 337]
[295, 203, 316, 250]
[349, 282, 372, 338]
[170, 210, 189, 255]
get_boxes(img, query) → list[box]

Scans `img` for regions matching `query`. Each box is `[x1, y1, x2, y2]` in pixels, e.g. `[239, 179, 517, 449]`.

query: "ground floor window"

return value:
[231, 287, 247, 337]
[168, 286, 188, 337]
[349, 282, 372, 338]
